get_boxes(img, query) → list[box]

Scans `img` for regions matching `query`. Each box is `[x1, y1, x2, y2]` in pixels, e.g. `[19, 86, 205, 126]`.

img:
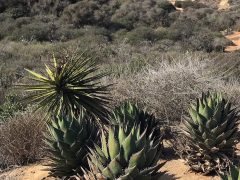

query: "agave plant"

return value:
[22, 54, 110, 122]
[182, 92, 239, 174]
[89, 125, 165, 179]
[45, 113, 98, 177]
[220, 165, 240, 180]
[81, 160, 106, 180]
[110, 101, 162, 141]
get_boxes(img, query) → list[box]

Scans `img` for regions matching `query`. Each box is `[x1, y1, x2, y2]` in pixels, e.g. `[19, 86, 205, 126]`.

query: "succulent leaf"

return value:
[108, 127, 120, 160]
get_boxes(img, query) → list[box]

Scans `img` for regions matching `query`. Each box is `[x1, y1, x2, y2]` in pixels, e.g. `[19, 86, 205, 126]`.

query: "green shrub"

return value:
[206, 12, 235, 31]
[192, 8, 214, 21]
[167, 19, 195, 41]
[111, 0, 175, 29]
[14, 16, 32, 27]
[112, 29, 128, 41]
[0, 94, 26, 122]
[155, 27, 168, 38]
[126, 26, 158, 44]
[8, 22, 52, 41]
[157, 0, 176, 12]
[54, 26, 84, 41]
[157, 39, 175, 51]
[62, 0, 118, 27]
[187, 29, 223, 52]
[30, 0, 70, 16]
[212, 37, 232, 52]
[175, 1, 206, 9]
[7, 5, 30, 19]
[62, 1, 98, 27]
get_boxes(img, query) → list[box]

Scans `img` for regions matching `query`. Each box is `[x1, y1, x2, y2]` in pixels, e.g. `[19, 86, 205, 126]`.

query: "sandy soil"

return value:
[0, 160, 220, 180]
[225, 31, 240, 52]
[169, 0, 184, 12]
[159, 159, 219, 180]
[0, 163, 55, 180]
[169, 0, 230, 11]
[218, 0, 230, 10]
[0, 143, 239, 180]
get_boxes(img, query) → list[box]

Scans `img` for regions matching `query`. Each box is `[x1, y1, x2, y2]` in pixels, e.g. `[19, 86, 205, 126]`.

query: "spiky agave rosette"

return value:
[181, 92, 239, 174]
[88, 125, 165, 179]
[44, 113, 99, 177]
[22, 54, 111, 123]
[110, 101, 163, 141]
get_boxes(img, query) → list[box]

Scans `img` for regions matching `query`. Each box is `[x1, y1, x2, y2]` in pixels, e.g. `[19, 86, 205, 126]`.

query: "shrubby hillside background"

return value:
[1, 0, 240, 122]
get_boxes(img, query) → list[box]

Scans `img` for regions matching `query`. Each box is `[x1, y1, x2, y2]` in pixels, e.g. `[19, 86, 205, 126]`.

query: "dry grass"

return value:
[0, 110, 46, 169]
[107, 52, 240, 124]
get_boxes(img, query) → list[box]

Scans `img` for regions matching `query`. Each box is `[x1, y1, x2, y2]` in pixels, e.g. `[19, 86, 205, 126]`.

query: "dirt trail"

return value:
[225, 32, 240, 52]
[169, 0, 184, 12]
[219, 0, 230, 10]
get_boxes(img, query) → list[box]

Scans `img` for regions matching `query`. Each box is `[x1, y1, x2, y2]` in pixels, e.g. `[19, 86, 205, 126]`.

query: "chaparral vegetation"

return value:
[0, 0, 239, 180]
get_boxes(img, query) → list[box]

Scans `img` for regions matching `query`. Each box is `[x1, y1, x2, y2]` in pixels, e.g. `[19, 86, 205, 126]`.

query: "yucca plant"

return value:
[22, 54, 110, 122]
[110, 101, 162, 141]
[89, 125, 165, 179]
[220, 165, 240, 180]
[181, 92, 239, 174]
[45, 113, 98, 177]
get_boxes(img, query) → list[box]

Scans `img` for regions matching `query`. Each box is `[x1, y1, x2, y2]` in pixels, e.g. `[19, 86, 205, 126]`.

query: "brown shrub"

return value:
[0, 110, 46, 168]
[107, 52, 240, 124]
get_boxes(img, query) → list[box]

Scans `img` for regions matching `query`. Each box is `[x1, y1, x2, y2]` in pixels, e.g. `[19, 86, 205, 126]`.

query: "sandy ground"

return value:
[0, 159, 220, 180]
[0, 163, 52, 180]
[169, 0, 184, 12]
[159, 159, 219, 180]
[225, 31, 240, 52]
[218, 0, 230, 10]
[169, 0, 230, 11]
[0, 143, 239, 180]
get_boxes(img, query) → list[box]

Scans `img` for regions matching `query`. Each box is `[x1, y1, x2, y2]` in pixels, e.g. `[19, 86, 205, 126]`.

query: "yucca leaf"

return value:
[22, 54, 111, 122]
[25, 69, 50, 81]
[45, 64, 55, 81]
